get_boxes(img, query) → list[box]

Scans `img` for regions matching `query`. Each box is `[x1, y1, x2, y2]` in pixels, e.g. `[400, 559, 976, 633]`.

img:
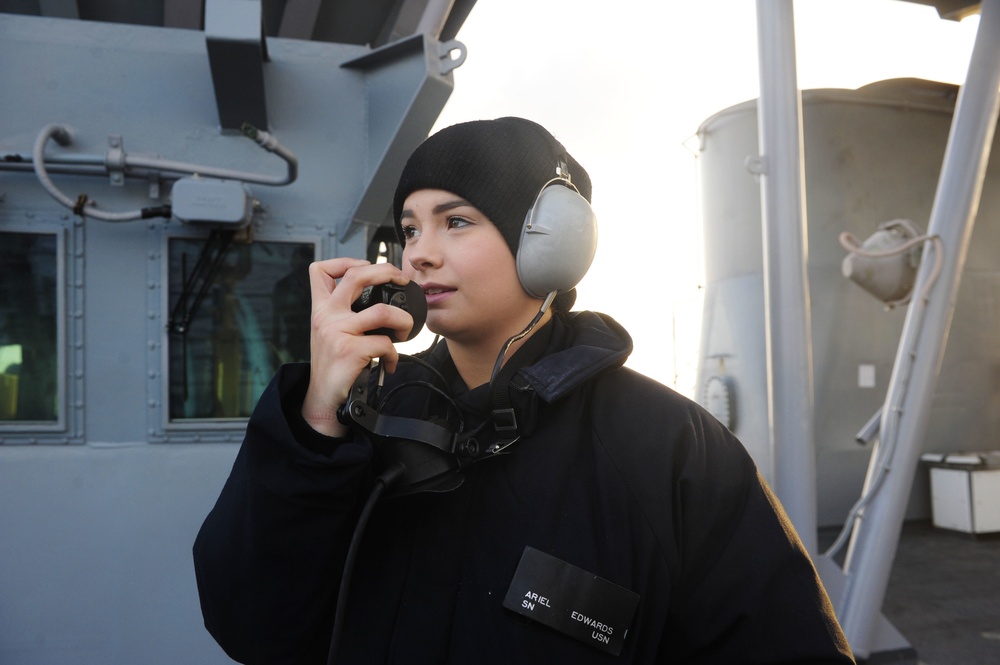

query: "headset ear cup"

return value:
[517, 184, 598, 299]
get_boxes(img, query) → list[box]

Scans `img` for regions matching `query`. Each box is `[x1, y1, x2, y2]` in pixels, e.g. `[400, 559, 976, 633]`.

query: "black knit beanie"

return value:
[392, 117, 592, 260]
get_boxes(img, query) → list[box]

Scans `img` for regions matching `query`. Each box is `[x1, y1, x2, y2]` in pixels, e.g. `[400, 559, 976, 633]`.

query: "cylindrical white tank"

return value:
[695, 78, 1000, 526]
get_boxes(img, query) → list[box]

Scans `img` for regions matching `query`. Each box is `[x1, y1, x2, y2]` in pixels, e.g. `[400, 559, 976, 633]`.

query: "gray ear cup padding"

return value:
[516, 183, 598, 299]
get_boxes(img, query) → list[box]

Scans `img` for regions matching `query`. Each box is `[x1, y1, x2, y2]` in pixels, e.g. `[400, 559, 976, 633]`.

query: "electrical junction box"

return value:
[171, 176, 252, 226]
[921, 452, 1000, 534]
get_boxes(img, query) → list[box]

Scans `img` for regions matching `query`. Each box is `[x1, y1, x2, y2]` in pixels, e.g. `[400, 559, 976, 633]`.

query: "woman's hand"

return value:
[300, 258, 415, 437]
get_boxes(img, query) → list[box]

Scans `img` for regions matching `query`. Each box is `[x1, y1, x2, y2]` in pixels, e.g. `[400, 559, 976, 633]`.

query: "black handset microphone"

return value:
[350, 280, 427, 342]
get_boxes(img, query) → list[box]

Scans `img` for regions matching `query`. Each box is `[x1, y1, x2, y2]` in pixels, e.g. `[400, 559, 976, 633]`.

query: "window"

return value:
[166, 234, 314, 421]
[0, 232, 59, 423]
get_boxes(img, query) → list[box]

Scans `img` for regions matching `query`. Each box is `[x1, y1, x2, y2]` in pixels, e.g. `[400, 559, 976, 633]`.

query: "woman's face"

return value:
[400, 188, 541, 346]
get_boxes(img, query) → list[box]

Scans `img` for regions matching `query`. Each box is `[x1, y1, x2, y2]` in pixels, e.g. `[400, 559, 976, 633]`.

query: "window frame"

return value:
[148, 222, 320, 442]
[0, 216, 83, 444]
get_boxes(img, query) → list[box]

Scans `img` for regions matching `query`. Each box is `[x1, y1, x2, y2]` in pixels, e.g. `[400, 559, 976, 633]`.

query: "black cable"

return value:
[140, 204, 172, 219]
[487, 291, 556, 389]
[397, 352, 450, 390]
[377, 380, 465, 433]
[326, 462, 405, 665]
[489, 308, 546, 388]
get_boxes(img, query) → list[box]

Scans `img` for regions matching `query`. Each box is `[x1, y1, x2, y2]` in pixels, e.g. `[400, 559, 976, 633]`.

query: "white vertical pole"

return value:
[839, 1, 1000, 657]
[754, 0, 818, 553]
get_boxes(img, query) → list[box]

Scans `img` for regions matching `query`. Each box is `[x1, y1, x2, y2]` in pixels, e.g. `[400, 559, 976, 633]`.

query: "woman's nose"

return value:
[405, 235, 441, 272]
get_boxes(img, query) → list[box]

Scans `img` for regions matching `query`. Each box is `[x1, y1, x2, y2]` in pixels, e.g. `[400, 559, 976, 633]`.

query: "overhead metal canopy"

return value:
[0, 0, 477, 45]
[1, 0, 476, 135]
[904, 0, 981, 20]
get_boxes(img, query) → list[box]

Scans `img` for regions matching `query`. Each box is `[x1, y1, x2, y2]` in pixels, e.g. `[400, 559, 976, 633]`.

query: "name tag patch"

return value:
[503, 546, 640, 655]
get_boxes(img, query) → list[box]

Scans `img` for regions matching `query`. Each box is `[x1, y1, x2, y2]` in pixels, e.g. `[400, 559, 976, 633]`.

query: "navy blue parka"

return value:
[193, 310, 854, 664]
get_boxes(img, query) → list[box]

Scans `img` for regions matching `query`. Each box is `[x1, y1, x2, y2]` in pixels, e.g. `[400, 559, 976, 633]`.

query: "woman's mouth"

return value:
[421, 285, 455, 305]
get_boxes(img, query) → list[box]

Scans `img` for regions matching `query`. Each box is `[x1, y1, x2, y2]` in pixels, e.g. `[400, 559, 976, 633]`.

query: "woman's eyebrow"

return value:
[433, 199, 474, 214]
[400, 198, 474, 220]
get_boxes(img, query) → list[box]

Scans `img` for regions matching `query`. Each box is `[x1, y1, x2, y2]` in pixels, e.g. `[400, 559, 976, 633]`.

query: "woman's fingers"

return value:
[308, 258, 407, 307]
[300, 258, 414, 436]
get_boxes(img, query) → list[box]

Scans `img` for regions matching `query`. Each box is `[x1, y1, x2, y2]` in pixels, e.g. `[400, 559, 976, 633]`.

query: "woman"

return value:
[193, 117, 855, 664]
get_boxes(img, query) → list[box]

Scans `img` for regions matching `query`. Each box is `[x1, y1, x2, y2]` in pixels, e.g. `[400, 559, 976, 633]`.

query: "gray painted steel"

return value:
[696, 76, 1000, 528]
[700, 6, 1000, 661]
[0, 8, 460, 663]
[839, 0, 1000, 656]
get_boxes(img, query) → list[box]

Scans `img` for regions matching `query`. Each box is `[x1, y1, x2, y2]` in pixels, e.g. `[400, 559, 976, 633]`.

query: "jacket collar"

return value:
[418, 309, 632, 404]
[380, 310, 633, 470]
[519, 311, 633, 402]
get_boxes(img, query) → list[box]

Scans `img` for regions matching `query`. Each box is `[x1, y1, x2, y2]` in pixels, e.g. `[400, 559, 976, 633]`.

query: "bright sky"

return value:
[403, 0, 980, 397]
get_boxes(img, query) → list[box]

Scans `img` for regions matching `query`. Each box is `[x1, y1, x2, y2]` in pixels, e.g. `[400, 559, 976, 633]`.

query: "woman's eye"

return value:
[448, 216, 471, 229]
[401, 225, 420, 239]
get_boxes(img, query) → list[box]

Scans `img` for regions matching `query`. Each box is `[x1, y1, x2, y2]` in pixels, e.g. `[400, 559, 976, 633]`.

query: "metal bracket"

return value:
[438, 39, 467, 75]
[106, 135, 126, 187]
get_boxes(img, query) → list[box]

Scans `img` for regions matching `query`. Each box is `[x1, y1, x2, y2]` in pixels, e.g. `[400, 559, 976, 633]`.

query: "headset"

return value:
[517, 160, 599, 300]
